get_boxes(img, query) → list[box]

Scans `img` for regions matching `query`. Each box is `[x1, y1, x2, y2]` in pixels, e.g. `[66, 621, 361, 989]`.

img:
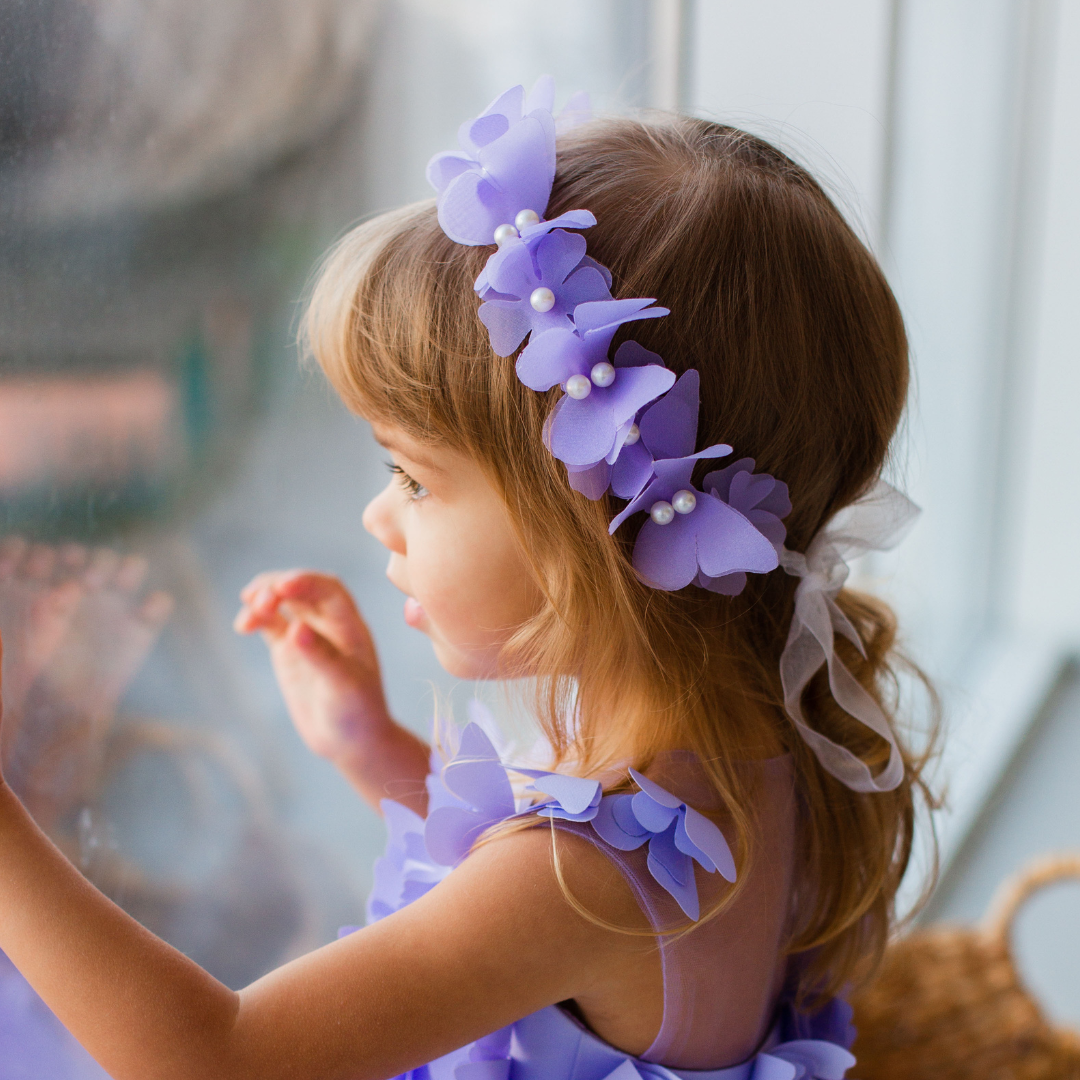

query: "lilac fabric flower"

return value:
[693, 458, 792, 595]
[608, 448, 780, 591]
[517, 299, 673, 468]
[424, 724, 516, 866]
[588, 769, 736, 921]
[366, 800, 449, 922]
[610, 366, 700, 499]
[476, 229, 612, 356]
[427, 78, 565, 245]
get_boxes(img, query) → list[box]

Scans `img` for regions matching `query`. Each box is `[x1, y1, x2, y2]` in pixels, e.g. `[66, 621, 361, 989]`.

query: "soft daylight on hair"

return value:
[302, 114, 937, 1002]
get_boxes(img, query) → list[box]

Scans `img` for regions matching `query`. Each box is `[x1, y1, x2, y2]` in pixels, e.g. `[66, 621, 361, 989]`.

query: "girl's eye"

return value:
[386, 462, 429, 501]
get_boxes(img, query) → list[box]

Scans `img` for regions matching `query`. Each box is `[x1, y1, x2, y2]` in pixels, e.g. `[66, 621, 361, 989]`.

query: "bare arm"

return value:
[234, 571, 431, 815]
[0, 776, 654, 1080]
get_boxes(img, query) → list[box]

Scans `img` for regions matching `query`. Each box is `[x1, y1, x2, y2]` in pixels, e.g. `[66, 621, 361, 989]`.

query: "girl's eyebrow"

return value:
[373, 431, 446, 473]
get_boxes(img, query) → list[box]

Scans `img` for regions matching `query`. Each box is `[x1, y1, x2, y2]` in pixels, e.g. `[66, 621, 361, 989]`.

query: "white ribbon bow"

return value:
[778, 480, 920, 793]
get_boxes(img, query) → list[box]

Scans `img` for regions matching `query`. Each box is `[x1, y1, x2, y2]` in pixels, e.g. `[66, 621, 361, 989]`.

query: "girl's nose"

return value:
[362, 482, 406, 555]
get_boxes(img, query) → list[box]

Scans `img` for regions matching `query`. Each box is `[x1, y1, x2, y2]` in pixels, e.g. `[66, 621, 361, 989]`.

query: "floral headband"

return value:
[426, 77, 920, 793]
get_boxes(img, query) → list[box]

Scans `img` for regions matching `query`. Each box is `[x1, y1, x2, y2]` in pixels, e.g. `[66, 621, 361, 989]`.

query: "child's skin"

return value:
[0, 423, 663, 1080]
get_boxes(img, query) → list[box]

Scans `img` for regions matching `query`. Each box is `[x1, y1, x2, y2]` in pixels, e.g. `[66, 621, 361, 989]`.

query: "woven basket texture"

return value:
[850, 854, 1080, 1080]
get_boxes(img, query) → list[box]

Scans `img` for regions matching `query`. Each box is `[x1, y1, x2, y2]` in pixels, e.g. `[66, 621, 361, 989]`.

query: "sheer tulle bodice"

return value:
[363, 717, 856, 1080]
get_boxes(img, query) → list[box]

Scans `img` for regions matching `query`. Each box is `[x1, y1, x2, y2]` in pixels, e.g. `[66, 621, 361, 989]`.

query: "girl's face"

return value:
[362, 424, 540, 679]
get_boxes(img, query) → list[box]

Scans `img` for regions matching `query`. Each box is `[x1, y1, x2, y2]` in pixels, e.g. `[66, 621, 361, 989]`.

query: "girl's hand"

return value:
[235, 571, 393, 762]
[234, 571, 429, 814]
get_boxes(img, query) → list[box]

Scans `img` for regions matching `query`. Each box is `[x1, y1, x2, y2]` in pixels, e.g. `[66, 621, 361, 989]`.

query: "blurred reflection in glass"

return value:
[0, 0, 380, 1038]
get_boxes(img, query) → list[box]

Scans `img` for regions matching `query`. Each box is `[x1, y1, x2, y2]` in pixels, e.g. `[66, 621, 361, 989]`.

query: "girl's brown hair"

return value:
[304, 116, 935, 1001]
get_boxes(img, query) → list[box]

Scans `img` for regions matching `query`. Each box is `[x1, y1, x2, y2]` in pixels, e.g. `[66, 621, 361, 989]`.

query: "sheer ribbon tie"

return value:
[778, 480, 919, 793]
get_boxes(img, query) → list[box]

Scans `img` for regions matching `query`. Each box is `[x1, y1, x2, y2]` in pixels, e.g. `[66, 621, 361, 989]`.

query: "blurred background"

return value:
[0, 0, 1077, 1071]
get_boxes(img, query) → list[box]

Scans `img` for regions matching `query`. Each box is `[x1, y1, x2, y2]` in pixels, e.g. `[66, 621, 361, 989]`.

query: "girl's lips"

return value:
[403, 596, 426, 629]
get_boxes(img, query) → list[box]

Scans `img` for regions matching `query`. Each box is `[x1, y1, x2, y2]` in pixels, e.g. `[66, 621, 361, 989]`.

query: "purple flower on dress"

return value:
[427, 78, 580, 246]
[589, 769, 736, 920]
[476, 229, 612, 356]
[366, 800, 449, 922]
[608, 449, 781, 591]
[424, 724, 516, 866]
[517, 299, 674, 468]
[610, 366, 700, 499]
[694, 458, 792, 594]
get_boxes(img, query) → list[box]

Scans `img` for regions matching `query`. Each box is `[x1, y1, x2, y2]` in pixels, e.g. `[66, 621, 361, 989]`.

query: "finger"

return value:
[239, 569, 307, 604]
[271, 574, 372, 655]
[115, 554, 150, 594]
[137, 590, 174, 628]
[83, 548, 120, 590]
[233, 602, 288, 637]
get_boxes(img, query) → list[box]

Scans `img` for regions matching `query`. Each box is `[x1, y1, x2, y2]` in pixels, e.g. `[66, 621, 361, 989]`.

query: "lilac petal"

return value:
[604, 365, 677, 429]
[482, 239, 536, 297]
[478, 301, 533, 357]
[592, 794, 650, 850]
[456, 1061, 512, 1080]
[610, 441, 654, 499]
[560, 265, 612, 308]
[697, 570, 747, 595]
[631, 791, 680, 833]
[537, 803, 601, 823]
[632, 511, 701, 589]
[567, 460, 611, 500]
[628, 767, 683, 808]
[759, 478, 792, 519]
[438, 170, 504, 246]
[534, 229, 588, 289]
[647, 827, 699, 920]
[525, 73, 555, 115]
[427, 151, 476, 193]
[677, 805, 736, 881]
[693, 494, 780, 578]
[613, 340, 664, 368]
[516, 327, 584, 391]
[467, 111, 510, 150]
[532, 774, 602, 815]
[476, 111, 555, 213]
[744, 1055, 798, 1080]
[772, 1042, 857, 1080]
[638, 369, 699, 460]
[729, 469, 777, 513]
[441, 723, 515, 817]
[551, 365, 675, 468]
[572, 252, 612, 288]
[549, 391, 620, 466]
[702, 458, 755, 503]
[518, 209, 597, 242]
[424, 805, 493, 865]
[610, 446, 733, 532]
[573, 298, 668, 338]
[607, 419, 635, 465]
[747, 508, 787, 549]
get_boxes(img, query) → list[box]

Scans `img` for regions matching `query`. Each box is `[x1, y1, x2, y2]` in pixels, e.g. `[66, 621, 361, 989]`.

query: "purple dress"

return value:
[362, 720, 857, 1080]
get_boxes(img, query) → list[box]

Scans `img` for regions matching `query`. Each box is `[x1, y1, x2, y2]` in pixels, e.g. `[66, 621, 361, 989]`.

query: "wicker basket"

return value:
[851, 853, 1080, 1080]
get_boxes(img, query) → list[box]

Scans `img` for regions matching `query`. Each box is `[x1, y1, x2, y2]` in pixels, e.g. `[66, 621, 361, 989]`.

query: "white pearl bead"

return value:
[650, 501, 675, 525]
[530, 287, 556, 312]
[566, 374, 592, 399]
[493, 223, 519, 246]
[672, 489, 697, 515]
[624, 423, 640, 445]
[590, 361, 616, 387]
[515, 209, 540, 230]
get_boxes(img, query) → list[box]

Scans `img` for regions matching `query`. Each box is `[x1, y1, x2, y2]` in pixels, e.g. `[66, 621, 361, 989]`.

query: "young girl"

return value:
[0, 80, 930, 1079]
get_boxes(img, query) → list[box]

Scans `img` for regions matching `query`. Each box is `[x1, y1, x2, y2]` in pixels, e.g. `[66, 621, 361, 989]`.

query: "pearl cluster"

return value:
[649, 489, 697, 525]
[494, 208, 541, 248]
[565, 361, 616, 400]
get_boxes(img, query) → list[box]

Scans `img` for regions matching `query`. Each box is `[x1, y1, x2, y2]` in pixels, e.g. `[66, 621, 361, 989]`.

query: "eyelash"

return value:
[387, 462, 429, 501]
